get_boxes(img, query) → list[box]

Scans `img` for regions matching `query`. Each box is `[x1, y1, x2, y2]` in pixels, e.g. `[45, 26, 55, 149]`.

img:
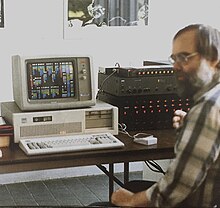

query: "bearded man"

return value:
[111, 24, 220, 208]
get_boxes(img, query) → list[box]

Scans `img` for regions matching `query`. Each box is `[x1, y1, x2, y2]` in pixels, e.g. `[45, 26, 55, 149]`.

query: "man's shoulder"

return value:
[204, 83, 220, 105]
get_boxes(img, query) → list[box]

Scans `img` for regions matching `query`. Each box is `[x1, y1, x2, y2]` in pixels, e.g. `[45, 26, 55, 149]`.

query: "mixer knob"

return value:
[167, 85, 172, 91]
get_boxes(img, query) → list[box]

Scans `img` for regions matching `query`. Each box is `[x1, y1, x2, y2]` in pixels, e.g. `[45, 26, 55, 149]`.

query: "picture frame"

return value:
[63, 0, 149, 39]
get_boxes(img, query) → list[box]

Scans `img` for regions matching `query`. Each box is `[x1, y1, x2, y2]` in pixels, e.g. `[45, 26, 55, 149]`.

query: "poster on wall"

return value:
[67, 0, 149, 27]
[64, 0, 149, 39]
[0, 0, 4, 28]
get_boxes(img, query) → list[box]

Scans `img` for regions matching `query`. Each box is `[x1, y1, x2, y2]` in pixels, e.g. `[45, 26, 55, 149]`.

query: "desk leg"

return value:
[109, 163, 114, 201]
[109, 163, 129, 201]
[96, 164, 127, 201]
[124, 162, 129, 184]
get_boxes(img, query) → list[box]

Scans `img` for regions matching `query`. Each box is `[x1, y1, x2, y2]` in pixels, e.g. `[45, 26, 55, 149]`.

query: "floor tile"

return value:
[0, 171, 142, 206]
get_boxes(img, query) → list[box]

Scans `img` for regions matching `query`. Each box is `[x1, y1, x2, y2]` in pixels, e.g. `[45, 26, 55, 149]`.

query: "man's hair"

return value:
[174, 24, 220, 68]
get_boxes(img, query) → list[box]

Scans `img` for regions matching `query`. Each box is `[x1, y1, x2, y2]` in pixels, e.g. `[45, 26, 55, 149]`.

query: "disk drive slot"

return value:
[86, 110, 113, 128]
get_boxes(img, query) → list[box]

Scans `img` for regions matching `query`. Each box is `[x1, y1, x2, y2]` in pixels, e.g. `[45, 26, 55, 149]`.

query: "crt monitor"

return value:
[12, 55, 96, 111]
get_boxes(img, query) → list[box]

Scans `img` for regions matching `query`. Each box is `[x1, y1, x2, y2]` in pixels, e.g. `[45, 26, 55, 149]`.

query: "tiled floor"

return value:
[0, 171, 142, 207]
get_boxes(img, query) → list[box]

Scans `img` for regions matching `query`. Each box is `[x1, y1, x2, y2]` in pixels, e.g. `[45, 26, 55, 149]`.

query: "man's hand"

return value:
[173, 110, 187, 129]
[111, 188, 134, 207]
[111, 188, 148, 207]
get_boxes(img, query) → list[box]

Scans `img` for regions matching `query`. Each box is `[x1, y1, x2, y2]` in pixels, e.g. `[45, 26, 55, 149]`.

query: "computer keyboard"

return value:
[19, 133, 124, 156]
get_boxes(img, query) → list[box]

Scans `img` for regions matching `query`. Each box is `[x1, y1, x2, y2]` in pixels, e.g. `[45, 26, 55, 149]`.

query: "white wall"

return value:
[1, 0, 219, 102]
[0, 0, 220, 182]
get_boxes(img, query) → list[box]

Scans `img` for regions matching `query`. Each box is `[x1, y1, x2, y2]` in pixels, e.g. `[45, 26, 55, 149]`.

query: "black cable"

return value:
[118, 122, 166, 176]
[96, 63, 120, 99]
[144, 160, 166, 175]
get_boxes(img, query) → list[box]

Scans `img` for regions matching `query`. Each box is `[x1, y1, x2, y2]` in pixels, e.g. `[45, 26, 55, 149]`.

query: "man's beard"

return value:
[175, 59, 215, 99]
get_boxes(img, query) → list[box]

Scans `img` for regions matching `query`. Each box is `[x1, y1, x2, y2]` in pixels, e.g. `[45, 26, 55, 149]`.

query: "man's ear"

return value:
[214, 61, 220, 69]
[210, 59, 220, 69]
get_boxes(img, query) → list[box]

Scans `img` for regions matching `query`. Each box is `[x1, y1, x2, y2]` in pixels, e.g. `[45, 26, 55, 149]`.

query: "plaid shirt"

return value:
[146, 72, 220, 208]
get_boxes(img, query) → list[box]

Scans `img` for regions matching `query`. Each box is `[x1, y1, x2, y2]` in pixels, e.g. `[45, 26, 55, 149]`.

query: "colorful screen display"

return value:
[27, 60, 75, 100]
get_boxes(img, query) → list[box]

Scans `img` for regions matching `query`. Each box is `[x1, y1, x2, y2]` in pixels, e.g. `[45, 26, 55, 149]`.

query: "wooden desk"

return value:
[0, 129, 176, 200]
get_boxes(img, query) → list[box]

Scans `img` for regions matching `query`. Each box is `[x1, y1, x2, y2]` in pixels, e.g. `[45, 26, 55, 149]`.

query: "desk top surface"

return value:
[0, 129, 176, 173]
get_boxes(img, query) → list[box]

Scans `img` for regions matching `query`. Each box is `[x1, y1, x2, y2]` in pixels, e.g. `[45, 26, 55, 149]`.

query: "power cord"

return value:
[144, 160, 166, 175]
[96, 62, 120, 99]
[118, 123, 165, 175]
[118, 123, 133, 138]
[118, 123, 154, 141]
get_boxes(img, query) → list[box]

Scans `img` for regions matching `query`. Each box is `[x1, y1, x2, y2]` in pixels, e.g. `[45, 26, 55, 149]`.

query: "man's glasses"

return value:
[168, 52, 198, 65]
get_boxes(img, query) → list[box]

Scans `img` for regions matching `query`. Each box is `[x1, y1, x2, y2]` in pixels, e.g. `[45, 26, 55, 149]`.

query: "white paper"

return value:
[0, 117, 6, 125]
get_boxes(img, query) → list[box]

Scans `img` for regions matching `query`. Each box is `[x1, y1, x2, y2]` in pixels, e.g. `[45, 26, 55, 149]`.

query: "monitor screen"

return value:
[12, 55, 95, 111]
[26, 59, 75, 100]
